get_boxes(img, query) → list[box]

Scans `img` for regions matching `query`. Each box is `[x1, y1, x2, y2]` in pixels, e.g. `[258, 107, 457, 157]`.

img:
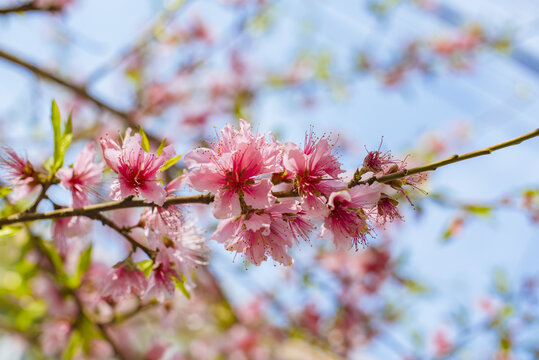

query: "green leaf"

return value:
[494, 269, 510, 294]
[0, 226, 21, 238]
[403, 279, 430, 294]
[76, 245, 92, 281]
[40, 239, 64, 275]
[0, 187, 12, 198]
[159, 154, 182, 172]
[156, 138, 167, 156]
[62, 330, 81, 360]
[465, 205, 492, 217]
[173, 275, 190, 299]
[50, 101, 73, 174]
[42, 156, 54, 173]
[51, 100, 62, 161]
[138, 126, 150, 152]
[137, 260, 153, 277]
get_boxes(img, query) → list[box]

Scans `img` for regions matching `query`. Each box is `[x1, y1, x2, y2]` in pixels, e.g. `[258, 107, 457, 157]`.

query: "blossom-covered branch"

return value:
[1, 128, 536, 228]
[350, 128, 539, 187]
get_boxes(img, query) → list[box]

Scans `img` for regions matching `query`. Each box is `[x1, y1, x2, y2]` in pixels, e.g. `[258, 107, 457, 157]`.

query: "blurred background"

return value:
[0, 0, 538, 359]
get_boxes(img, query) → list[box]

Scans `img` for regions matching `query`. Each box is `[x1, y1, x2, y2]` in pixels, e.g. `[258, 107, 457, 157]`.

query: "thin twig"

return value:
[350, 128, 539, 187]
[88, 212, 155, 257]
[0, 2, 60, 15]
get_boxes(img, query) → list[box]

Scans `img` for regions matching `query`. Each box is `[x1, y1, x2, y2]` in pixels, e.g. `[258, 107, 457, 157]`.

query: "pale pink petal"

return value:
[139, 181, 167, 206]
[56, 167, 74, 189]
[213, 189, 241, 218]
[210, 219, 238, 243]
[243, 179, 273, 209]
[183, 148, 215, 168]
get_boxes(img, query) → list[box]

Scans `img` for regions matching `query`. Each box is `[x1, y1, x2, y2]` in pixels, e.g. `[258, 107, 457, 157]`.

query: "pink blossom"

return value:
[101, 261, 147, 302]
[185, 120, 282, 218]
[52, 216, 91, 255]
[150, 224, 209, 285]
[283, 130, 345, 217]
[376, 195, 402, 226]
[320, 184, 382, 250]
[210, 199, 313, 265]
[33, 0, 73, 9]
[432, 328, 453, 357]
[0, 148, 41, 200]
[362, 146, 398, 174]
[144, 263, 177, 302]
[40, 319, 71, 356]
[57, 142, 104, 207]
[100, 128, 175, 206]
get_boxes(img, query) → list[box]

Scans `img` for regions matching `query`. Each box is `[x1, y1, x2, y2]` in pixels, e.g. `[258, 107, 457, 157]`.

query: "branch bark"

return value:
[0, 2, 60, 15]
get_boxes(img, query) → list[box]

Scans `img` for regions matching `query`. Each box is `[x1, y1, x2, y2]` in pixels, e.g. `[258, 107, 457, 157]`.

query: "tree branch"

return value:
[0, 47, 130, 119]
[88, 212, 155, 257]
[0, 129, 537, 228]
[350, 128, 539, 187]
[0, 2, 60, 15]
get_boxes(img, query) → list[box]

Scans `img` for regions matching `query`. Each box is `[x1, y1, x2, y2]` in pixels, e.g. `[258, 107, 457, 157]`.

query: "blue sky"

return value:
[0, 0, 538, 358]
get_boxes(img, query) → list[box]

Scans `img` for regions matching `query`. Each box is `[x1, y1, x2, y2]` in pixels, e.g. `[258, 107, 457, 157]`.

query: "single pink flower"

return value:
[320, 183, 382, 250]
[52, 216, 91, 255]
[57, 141, 104, 207]
[184, 119, 282, 218]
[100, 128, 175, 206]
[0, 148, 41, 200]
[40, 320, 71, 356]
[144, 263, 177, 302]
[149, 224, 208, 285]
[101, 261, 147, 302]
[375, 194, 402, 226]
[210, 199, 313, 265]
[141, 175, 187, 241]
[283, 131, 346, 217]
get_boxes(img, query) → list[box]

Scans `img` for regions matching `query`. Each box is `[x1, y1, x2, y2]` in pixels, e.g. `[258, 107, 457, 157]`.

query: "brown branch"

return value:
[88, 212, 155, 257]
[350, 128, 539, 187]
[0, 129, 537, 229]
[0, 48, 129, 119]
[0, 47, 173, 148]
[0, 2, 60, 15]
[0, 193, 214, 227]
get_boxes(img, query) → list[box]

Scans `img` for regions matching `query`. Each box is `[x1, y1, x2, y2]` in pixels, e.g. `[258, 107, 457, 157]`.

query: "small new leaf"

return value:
[160, 154, 182, 172]
[138, 260, 153, 277]
[0, 187, 12, 198]
[50, 101, 73, 174]
[173, 275, 191, 299]
[157, 138, 167, 156]
[138, 126, 150, 152]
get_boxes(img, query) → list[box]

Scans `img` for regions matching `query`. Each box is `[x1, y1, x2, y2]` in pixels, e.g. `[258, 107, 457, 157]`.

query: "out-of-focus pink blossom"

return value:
[52, 216, 91, 255]
[33, 0, 73, 10]
[321, 184, 382, 250]
[144, 263, 177, 302]
[210, 199, 313, 265]
[432, 328, 453, 357]
[40, 319, 71, 356]
[101, 261, 147, 302]
[0, 148, 41, 200]
[100, 128, 175, 205]
[57, 142, 104, 207]
[150, 224, 209, 286]
[185, 119, 282, 218]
